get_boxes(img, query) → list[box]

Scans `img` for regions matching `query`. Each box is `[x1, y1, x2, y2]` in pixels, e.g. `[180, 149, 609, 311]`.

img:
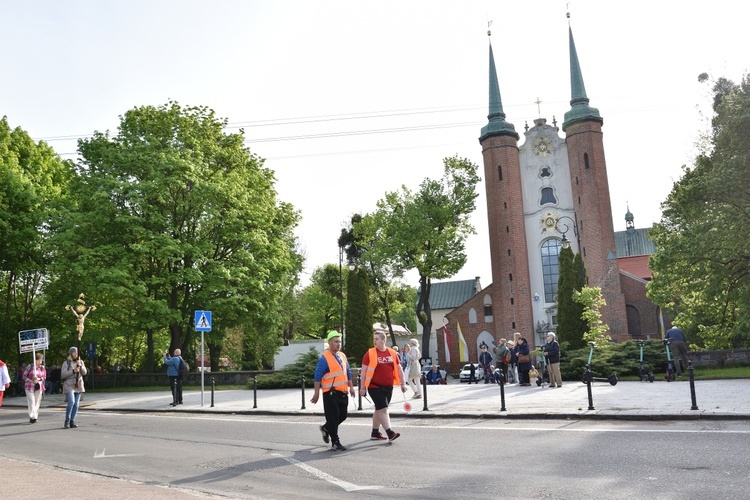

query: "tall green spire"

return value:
[480, 41, 518, 142]
[562, 26, 602, 131]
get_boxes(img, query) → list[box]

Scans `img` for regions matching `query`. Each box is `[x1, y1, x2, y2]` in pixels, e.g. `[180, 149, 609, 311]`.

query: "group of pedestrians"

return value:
[310, 330, 406, 452]
[0, 346, 87, 428]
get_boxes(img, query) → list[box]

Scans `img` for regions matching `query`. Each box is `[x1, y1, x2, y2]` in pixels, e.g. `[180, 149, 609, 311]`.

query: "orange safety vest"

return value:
[320, 350, 349, 393]
[361, 347, 402, 388]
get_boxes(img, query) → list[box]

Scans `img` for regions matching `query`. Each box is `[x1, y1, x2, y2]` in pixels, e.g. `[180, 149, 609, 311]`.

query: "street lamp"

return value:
[338, 243, 345, 349]
[555, 213, 580, 251]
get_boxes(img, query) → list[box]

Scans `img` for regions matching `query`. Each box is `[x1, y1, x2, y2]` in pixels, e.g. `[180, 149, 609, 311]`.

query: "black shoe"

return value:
[30, 418, 36, 423]
[170, 402, 178, 407]
[319, 425, 330, 444]
[331, 442, 346, 451]
[69, 420, 78, 428]
[178, 401, 183, 404]
[387, 431, 400, 442]
[64, 419, 69, 429]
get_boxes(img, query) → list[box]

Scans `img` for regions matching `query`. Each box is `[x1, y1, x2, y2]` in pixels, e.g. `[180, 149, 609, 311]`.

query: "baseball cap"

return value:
[326, 331, 342, 341]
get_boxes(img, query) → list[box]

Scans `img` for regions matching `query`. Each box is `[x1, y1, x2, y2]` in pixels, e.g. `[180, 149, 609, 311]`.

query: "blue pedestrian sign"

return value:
[194, 310, 212, 331]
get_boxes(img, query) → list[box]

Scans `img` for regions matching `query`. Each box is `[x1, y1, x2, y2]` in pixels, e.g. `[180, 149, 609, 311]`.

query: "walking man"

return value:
[311, 331, 355, 451]
[360, 331, 407, 442]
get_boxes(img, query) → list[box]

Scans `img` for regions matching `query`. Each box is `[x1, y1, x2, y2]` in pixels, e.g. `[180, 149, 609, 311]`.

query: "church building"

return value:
[439, 23, 663, 371]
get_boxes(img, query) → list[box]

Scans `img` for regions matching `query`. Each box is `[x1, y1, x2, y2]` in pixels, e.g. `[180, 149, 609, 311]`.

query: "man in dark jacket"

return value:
[544, 332, 562, 388]
[665, 326, 689, 375]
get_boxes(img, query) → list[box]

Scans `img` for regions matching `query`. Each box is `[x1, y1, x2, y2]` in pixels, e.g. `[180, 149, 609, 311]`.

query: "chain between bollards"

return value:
[210, 377, 215, 407]
[301, 375, 306, 410]
[688, 361, 699, 410]
[253, 375, 257, 409]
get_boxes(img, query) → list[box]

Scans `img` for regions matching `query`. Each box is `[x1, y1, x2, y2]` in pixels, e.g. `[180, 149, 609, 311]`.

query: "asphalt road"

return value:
[2, 407, 750, 499]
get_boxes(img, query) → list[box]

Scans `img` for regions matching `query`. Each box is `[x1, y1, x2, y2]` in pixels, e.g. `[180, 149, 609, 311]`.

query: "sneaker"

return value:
[387, 431, 400, 442]
[412, 394, 421, 399]
[69, 421, 78, 428]
[332, 442, 346, 451]
[319, 425, 330, 444]
[370, 431, 387, 441]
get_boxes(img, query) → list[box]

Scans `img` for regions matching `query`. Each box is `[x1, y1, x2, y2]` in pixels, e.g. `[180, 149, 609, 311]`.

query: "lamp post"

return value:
[338, 243, 345, 350]
[555, 213, 580, 251]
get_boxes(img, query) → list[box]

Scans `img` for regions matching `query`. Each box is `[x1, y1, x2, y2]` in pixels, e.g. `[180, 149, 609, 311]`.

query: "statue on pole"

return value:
[66, 293, 97, 341]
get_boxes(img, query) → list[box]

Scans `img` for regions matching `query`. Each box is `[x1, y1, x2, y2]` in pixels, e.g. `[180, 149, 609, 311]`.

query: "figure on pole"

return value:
[65, 293, 97, 341]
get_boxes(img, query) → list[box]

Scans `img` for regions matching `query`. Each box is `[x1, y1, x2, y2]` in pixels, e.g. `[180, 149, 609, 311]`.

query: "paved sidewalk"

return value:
[4, 377, 749, 420]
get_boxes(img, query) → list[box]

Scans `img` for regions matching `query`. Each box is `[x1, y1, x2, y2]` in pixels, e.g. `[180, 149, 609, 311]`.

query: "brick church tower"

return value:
[478, 24, 628, 347]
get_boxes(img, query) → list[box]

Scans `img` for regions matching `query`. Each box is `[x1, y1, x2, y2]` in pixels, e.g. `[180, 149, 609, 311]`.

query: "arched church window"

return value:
[468, 307, 477, 324]
[540, 187, 557, 205]
[541, 239, 562, 302]
[483, 294, 493, 321]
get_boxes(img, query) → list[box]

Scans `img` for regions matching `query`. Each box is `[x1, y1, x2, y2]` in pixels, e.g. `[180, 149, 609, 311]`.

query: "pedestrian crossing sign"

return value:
[194, 310, 212, 331]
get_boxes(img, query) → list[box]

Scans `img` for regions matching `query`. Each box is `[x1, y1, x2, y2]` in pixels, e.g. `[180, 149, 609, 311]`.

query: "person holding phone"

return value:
[61, 346, 87, 428]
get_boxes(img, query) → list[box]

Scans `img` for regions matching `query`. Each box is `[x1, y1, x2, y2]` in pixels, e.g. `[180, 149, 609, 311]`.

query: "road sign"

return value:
[195, 310, 212, 331]
[86, 341, 97, 359]
[18, 328, 49, 353]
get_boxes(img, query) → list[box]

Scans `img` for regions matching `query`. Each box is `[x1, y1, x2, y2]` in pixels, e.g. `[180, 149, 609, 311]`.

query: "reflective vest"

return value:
[320, 350, 349, 393]
[361, 347, 402, 388]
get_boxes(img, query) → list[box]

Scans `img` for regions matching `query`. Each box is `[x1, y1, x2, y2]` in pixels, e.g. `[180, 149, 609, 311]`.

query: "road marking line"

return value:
[93, 449, 141, 458]
[272, 453, 381, 492]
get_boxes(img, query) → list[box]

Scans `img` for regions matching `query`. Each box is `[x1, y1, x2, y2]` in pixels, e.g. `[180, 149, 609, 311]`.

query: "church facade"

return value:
[439, 26, 663, 371]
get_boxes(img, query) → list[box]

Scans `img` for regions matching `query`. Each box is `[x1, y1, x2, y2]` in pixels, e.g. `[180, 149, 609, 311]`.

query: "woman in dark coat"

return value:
[516, 337, 532, 386]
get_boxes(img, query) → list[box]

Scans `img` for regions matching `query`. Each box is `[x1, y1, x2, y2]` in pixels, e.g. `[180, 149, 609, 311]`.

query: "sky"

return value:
[2, 1, 747, 288]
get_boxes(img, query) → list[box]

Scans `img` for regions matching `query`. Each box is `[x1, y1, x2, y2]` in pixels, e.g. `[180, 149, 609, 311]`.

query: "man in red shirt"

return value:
[360, 332, 407, 441]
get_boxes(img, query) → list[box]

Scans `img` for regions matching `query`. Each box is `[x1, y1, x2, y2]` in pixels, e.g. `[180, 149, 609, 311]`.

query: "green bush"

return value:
[558, 340, 672, 381]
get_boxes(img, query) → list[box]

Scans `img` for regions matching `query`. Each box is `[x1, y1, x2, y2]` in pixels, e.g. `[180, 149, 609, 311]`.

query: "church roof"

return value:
[479, 40, 518, 142]
[618, 255, 652, 281]
[562, 25, 602, 131]
[418, 278, 481, 310]
[615, 227, 657, 257]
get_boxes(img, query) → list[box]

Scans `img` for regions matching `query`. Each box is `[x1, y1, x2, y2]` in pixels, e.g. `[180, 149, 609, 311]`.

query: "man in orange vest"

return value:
[311, 330, 355, 451]
[359, 331, 408, 442]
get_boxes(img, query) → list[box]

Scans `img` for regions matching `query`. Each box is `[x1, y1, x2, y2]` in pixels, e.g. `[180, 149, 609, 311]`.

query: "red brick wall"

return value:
[620, 273, 662, 339]
[565, 121, 628, 339]
[481, 134, 534, 342]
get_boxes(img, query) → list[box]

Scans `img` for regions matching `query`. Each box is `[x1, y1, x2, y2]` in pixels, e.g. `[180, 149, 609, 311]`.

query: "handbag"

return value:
[517, 353, 531, 364]
[34, 382, 41, 391]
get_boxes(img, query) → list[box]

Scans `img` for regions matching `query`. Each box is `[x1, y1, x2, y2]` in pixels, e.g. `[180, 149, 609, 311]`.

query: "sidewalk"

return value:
[4, 377, 750, 420]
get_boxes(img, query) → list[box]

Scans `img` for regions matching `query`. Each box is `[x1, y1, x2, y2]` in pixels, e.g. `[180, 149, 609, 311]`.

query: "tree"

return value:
[648, 74, 750, 348]
[0, 117, 73, 362]
[293, 264, 347, 341]
[345, 266, 372, 363]
[367, 155, 480, 356]
[46, 102, 301, 370]
[574, 286, 611, 347]
[555, 246, 588, 349]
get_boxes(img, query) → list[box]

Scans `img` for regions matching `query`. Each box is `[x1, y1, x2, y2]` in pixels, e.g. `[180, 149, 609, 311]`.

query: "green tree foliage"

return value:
[253, 348, 319, 389]
[345, 266, 372, 363]
[555, 246, 588, 349]
[45, 102, 301, 371]
[366, 155, 480, 356]
[293, 264, 346, 340]
[574, 286, 611, 347]
[0, 117, 73, 361]
[648, 75, 750, 348]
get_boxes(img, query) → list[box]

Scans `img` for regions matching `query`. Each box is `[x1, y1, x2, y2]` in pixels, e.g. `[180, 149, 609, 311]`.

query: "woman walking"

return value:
[22, 352, 46, 423]
[61, 346, 87, 428]
[406, 338, 422, 399]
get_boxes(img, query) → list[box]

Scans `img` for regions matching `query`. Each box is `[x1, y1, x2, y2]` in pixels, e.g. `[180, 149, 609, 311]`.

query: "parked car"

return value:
[459, 363, 483, 382]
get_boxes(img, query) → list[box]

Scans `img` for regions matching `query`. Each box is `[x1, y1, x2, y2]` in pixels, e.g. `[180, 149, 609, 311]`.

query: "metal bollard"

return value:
[210, 377, 215, 407]
[301, 375, 306, 410]
[356, 369, 362, 411]
[253, 375, 257, 409]
[688, 361, 699, 410]
[584, 364, 595, 410]
[421, 374, 428, 411]
[498, 371, 507, 411]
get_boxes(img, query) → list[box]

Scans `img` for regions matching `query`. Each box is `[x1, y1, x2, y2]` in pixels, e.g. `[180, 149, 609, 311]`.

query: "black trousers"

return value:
[169, 376, 183, 403]
[322, 390, 349, 443]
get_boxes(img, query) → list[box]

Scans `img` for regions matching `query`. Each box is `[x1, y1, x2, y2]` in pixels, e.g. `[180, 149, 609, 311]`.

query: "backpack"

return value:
[179, 357, 190, 381]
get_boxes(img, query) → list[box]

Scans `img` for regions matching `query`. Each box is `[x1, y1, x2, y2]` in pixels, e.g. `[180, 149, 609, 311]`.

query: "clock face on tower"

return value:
[533, 136, 553, 158]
